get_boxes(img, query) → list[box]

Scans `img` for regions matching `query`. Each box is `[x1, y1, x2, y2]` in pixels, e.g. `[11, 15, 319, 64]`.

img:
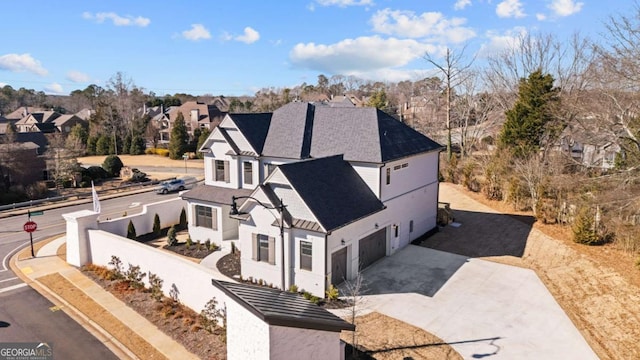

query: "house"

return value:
[556, 122, 622, 170]
[3, 106, 45, 122]
[15, 111, 61, 132]
[168, 101, 227, 139]
[0, 139, 46, 188]
[181, 102, 443, 296]
[51, 114, 85, 133]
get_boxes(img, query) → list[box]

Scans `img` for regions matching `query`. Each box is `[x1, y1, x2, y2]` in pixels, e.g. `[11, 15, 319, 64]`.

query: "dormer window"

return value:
[215, 160, 230, 183]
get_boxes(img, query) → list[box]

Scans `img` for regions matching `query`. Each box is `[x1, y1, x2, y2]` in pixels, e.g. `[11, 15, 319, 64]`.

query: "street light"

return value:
[229, 195, 287, 291]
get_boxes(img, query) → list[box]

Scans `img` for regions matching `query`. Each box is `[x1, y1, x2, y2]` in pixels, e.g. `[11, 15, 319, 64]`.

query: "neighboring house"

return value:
[0, 141, 46, 187]
[181, 102, 443, 296]
[52, 114, 85, 133]
[74, 108, 95, 121]
[4, 106, 45, 122]
[15, 111, 61, 132]
[168, 101, 227, 139]
[556, 122, 622, 170]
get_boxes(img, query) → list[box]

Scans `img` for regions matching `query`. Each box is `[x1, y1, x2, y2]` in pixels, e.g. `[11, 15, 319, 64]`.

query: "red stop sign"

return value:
[24, 221, 37, 233]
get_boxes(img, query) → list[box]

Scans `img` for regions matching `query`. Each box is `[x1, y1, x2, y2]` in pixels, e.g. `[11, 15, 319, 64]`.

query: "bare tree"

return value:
[343, 269, 366, 357]
[424, 46, 475, 160]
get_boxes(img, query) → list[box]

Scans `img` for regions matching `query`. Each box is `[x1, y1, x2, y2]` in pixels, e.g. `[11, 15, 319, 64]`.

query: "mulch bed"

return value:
[163, 243, 216, 259]
[216, 252, 241, 280]
[82, 267, 227, 360]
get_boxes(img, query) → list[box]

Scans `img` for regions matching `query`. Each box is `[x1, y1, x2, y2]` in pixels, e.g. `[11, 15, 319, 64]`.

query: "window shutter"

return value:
[211, 208, 218, 230]
[251, 233, 258, 261]
[224, 160, 230, 183]
[268, 236, 276, 265]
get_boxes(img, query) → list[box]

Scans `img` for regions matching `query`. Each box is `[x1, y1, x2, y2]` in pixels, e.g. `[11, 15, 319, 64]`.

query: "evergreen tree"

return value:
[367, 89, 388, 110]
[129, 134, 145, 155]
[169, 112, 188, 160]
[196, 128, 211, 159]
[153, 213, 161, 236]
[498, 69, 560, 158]
[127, 220, 137, 240]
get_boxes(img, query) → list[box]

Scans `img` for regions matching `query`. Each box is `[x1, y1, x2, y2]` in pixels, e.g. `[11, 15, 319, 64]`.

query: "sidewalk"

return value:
[10, 236, 213, 360]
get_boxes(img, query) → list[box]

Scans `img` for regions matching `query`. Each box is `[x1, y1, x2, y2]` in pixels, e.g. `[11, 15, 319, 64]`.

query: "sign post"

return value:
[183, 154, 188, 174]
[25, 210, 41, 257]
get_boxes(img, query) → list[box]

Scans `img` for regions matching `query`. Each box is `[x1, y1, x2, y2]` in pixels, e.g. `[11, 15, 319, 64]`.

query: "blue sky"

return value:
[0, 0, 630, 96]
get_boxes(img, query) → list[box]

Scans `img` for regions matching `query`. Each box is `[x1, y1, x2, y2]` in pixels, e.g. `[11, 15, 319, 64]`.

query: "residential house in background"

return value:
[181, 102, 443, 296]
[556, 122, 622, 170]
[0, 132, 48, 188]
[52, 114, 85, 133]
[168, 101, 227, 139]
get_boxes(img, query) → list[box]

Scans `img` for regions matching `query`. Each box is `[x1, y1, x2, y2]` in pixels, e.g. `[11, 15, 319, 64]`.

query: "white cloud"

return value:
[44, 83, 64, 94]
[0, 53, 48, 76]
[536, 13, 547, 21]
[0, 82, 6, 87]
[370, 9, 476, 43]
[289, 35, 437, 75]
[235, 27, 260, 44]
[454, 0, 472, 10]
[182, 24, 211, 41]
[496, 0, 526, 18]
[548, 0, 583, 16]
[66, 70, 90, 83]
[82, 12, 150, 27]
[478, 27, 527, 57]
[315, 0, 374, 7]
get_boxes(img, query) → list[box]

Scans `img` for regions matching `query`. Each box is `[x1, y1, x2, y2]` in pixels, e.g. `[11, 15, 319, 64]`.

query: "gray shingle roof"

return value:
[211, 280, 355, 332]
[180, 185, 252, 205]
[228, 113, 272, 154]
[275, 155, 385, 232]
[254, 102, 442, 163]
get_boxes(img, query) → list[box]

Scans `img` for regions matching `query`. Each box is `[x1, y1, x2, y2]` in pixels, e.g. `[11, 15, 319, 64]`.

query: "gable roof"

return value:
[228, 113, 272, 154]
[52, 114, 83, 127]
[211, 279, 355, 332]
[261, 102, 314, 159]
[274, 155, 385, 232]
[4, 107, 45, 120]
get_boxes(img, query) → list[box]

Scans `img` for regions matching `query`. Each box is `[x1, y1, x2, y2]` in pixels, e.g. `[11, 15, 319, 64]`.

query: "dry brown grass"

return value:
[341, 312, 462, 359]
[37, 273, 168, 360]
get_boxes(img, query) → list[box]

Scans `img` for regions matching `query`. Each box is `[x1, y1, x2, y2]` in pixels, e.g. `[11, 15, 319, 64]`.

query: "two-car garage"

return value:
[331, 228, 387, 285]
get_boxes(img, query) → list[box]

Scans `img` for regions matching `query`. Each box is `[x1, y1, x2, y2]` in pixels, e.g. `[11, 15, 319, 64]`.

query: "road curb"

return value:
[9, 245, 136, 360]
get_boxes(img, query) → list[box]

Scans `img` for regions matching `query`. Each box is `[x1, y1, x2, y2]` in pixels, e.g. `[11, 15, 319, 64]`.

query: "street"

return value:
[0, 190, 179, 358]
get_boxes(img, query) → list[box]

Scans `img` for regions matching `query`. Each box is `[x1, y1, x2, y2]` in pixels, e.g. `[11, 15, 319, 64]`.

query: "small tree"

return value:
[148, 272, 164, 302]
[167, 225, 178, 246]
[153, 213, 161, 236]
[196, 128, 211, 159]
[572, 206, 602, 245]
[126, 220, 137, 240]
[179, 207, 187, 230]
[169, 112, 188, 160]
[102, 155, 124, 177]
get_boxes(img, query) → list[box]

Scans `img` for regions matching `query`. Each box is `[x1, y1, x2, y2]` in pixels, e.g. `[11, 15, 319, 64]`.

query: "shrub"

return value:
[326, 284, 339, 301]
[179, 208, 187, 230]
[87, 165, 109, 180]
[167, 225, 178, 246]
[108, 256, 123, 279]
[231, 241, 237, 254]
[200, 298, 227, 335]
[572, 207, 607, 245]
[126, 220, 137, 240]
[303, 291, 312, 300]
[124, 264, 146, 289]
[102, 155, 124, 177]
[196, 240, 202, 252]
[288, 284, 299, 293]
[204, 239, 211, 251]
[186, 236, 193, 249]
[148, 272, 164, 302]
[153, 214, 161, 236]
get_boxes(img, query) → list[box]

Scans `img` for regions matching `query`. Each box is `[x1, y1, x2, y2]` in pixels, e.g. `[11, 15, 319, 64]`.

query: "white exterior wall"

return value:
[227, 301, 270, 360]
[259, 157, 294, 183]
[239, 202, 289, 289]
[270, 325, 341, 360]
[291, 229, 326, 296]
[239, 157, 259, 190]
[86, 229, 229, 315]
[379, 151, 439, 203]
[351, 162, 382, 197]
[97, 197, 187, 238]
[205, 136, 238, 188]
[187, 201, 238, 250]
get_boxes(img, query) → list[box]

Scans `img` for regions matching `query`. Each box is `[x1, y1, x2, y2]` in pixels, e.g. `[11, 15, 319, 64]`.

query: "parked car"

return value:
[155, 177, 196, 194]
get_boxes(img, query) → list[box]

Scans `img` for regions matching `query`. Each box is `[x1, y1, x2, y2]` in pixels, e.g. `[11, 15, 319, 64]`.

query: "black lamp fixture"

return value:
[229, 195, 287, 291]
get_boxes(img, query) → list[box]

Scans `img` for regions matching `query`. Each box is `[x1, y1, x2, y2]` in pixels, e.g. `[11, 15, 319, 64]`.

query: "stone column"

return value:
[63, 210, 99, 267]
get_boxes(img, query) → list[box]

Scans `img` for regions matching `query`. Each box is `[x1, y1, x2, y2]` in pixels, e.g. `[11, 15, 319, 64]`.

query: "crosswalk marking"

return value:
[0, 283, 27, 294]
[0, 277, 18, 283]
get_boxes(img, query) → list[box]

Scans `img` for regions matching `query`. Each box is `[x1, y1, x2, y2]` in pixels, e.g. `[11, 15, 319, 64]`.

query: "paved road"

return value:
[0, 286, 119, 359]
[0, 190, 180, 357]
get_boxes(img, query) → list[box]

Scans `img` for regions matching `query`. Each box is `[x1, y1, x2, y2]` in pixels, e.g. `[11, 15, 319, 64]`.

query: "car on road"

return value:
[155, 177, 196, 194]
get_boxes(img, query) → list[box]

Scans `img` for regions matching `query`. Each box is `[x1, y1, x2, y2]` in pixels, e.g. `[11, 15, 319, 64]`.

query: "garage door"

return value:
[359, 228, 387, 269]
[331, 247, 348, 285]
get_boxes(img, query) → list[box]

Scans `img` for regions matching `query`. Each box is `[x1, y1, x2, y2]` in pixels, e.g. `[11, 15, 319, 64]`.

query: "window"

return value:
[394, 224, 399, 238]
[300, 241, 312, 271]
[410, 220, 414, 233]
[243, 161, 253, 185]
[266, 163, 277, 177]
[215, 160, 230, 182]
[195, 205, 217, 229]
[252, 234, 275, 264]
[386, 168, 391, 185]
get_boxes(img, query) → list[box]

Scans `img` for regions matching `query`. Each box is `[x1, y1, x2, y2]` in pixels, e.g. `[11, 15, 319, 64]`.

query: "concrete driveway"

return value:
[337, 245, 598, 359]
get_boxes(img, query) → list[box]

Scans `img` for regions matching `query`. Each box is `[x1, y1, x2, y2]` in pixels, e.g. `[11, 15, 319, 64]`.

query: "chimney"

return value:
[191, 109, 199, 122]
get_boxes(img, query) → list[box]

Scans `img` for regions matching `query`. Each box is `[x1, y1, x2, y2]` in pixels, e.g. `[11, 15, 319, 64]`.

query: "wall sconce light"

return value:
[374, 223, 379, 229]
[341, 239, 346, 245]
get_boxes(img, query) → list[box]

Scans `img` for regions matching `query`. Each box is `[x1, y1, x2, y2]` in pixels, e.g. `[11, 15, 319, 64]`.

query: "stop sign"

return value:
[23, 221, 37, 233]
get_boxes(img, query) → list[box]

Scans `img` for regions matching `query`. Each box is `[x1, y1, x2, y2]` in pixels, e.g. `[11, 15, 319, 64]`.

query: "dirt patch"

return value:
[424, 183, 640, 360]
[78, 155, 205, 169]
[341, 312, 462, 359]
[216, 252, 241, 280]
[37, 273, 168, 360]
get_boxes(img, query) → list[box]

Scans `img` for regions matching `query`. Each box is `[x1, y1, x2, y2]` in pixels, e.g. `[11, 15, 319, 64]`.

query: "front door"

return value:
[331, 247, 348, 285]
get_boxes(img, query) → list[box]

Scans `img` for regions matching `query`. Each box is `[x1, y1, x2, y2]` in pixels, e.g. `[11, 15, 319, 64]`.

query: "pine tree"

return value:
[153, 213, 161, 236]
[196, 128, 211, 159]
[127, 220, 137, 240]
[498, 69, 560, 158]
[169, 112, 188, 160]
